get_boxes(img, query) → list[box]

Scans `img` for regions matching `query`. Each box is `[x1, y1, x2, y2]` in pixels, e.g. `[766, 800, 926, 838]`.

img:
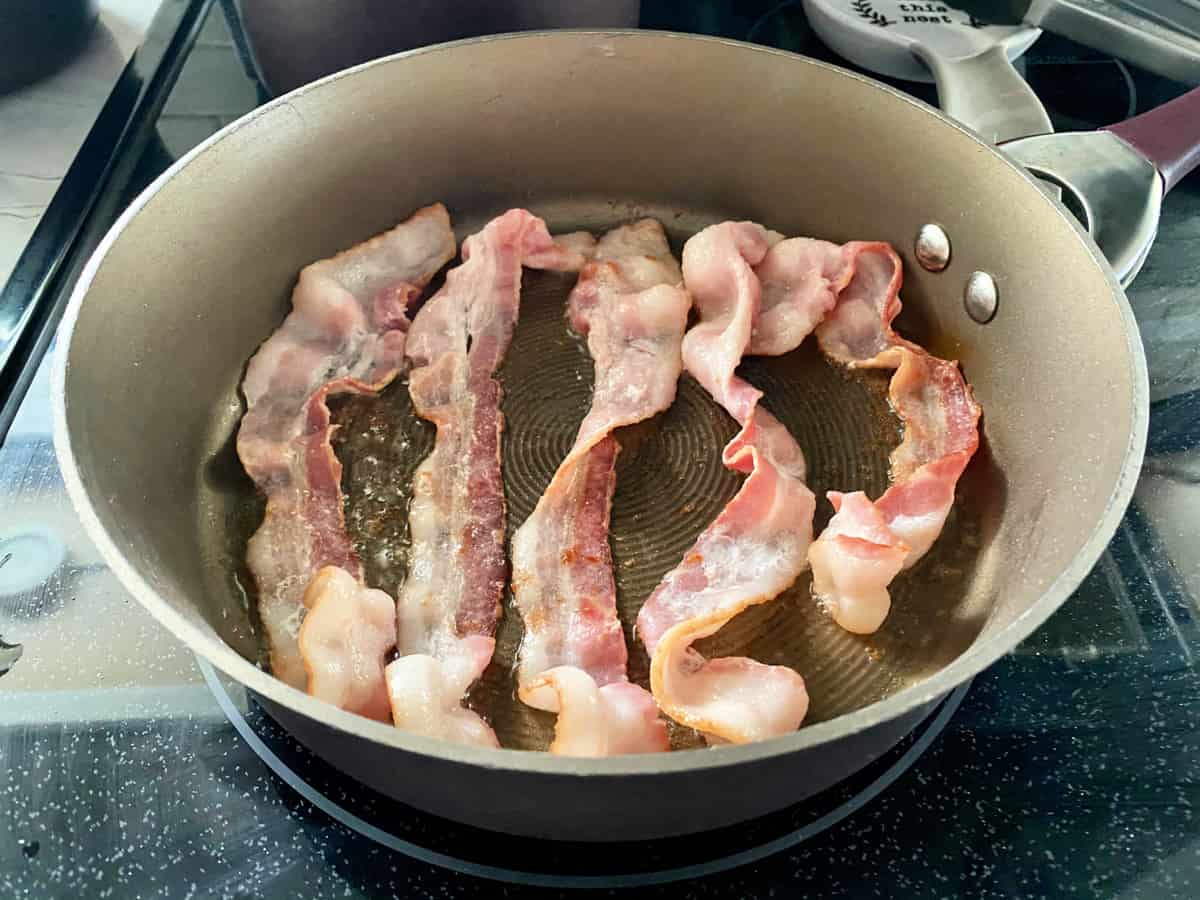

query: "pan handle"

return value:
[915, 43, 1052, 145]
[1105, 87, 1200, 194]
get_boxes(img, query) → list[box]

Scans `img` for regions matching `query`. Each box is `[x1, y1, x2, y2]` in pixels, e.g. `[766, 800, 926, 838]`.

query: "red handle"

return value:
[1104, 87, 1200, 194]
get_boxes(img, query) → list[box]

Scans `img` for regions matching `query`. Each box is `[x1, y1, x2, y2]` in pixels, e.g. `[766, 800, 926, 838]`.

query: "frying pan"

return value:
[51, 31, 1148, 840]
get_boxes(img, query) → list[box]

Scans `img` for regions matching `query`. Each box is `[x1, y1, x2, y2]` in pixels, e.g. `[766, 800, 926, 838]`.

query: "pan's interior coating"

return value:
[212, 218, 990, 753]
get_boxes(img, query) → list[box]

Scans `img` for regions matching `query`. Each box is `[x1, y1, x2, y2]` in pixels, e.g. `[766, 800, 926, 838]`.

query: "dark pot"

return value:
[0, 0, 99, 94]
[231, 0, 641, 94]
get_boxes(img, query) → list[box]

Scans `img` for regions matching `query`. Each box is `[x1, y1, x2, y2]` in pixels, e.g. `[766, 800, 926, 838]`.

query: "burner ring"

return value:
[201, 658, 969, 888]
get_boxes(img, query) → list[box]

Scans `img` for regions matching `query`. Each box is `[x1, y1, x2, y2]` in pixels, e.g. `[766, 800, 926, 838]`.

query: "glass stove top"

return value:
[2, 1, 1199, 897]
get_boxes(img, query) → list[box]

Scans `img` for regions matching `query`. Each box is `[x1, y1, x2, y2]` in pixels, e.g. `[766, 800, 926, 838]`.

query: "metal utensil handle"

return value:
[1105, 87, 1200, 194]
[1026, 0, 1200, 87]
[915, 43, 1052, 144]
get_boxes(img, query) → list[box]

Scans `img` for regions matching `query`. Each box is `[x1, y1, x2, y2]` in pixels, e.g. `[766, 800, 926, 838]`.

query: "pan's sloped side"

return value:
[53, 31, 1146, 838]
[257, 693, 935, 840]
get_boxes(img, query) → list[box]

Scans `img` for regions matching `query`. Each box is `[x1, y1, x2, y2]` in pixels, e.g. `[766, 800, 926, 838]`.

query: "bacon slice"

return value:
[808, 243, 981, 634]
[238, 204, 456, 694]
[298, 566, 396, 720]
[385, 209, 594, 747]
[636, 222, 827, 745]
[511, 219, 687, 756]
[749, 235, 849, 357]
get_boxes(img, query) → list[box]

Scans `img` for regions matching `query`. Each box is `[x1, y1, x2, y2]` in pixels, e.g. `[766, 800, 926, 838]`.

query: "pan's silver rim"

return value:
[52, 29, 1150, 778]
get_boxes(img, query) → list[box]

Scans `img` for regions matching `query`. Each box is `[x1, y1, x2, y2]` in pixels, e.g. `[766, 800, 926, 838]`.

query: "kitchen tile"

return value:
[0, 173, 58, 288]
[157, 114, 224, 159]
[163, 43, 259, 117]
[198, 0, 236, 45]
[0, 1, 162, 287]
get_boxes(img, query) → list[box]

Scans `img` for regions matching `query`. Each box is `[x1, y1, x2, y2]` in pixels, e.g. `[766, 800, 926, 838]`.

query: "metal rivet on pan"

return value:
[914, 224, 951, 272]
[964, 271, 998, 324]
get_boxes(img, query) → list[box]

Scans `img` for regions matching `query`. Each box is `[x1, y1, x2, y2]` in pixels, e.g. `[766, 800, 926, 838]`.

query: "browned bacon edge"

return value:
[237, 203, 455, 696]
[809, 242, 981, 634]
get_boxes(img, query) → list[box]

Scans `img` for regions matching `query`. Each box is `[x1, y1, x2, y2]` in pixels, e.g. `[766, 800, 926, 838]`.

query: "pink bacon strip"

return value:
[237, 204, 456, 712]
[385, 209, 594, 747]
[511, 220, 688, 756]
[808, 243, 981, 634]
[636, 222, 845, 744]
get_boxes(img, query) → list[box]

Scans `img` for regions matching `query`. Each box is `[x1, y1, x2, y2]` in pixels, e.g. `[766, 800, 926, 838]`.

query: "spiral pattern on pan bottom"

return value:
[323, 264, 987, 748]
